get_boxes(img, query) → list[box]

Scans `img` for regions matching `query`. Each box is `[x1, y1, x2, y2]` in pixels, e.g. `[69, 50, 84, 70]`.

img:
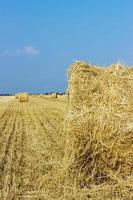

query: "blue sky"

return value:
[0, 0, 133, 93]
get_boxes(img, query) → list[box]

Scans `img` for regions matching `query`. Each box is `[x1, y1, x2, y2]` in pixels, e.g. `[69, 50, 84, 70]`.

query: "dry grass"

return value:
[57, 94, 68, 102]
[15, 93, 29, 102]
[19, 93, 29, 102]
[0, 62, 133, 199]
[0, 96, 67, 200]
[59, 61, 133, 199]
[37, 61, 133, 200]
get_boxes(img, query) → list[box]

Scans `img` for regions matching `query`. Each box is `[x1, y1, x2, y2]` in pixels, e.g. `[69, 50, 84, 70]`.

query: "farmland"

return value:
[0, 96, 67, 199]
[0, 62, 133, 200]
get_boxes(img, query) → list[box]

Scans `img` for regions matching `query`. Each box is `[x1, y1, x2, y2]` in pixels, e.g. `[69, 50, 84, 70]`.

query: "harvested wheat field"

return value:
[0, 96, 67, 200]
[0, 62, 133, 200]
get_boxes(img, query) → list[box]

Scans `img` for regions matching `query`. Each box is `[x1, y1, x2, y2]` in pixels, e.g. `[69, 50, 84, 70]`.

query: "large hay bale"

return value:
[63, 61, 133, 185]
[19, 93, 29, 102]
[51, 93, 57, 98]
[15, 93, 20, 99]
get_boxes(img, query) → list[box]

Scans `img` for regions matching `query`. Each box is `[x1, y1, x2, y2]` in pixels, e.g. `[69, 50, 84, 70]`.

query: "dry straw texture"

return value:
[61, 61, 133, 198]
[19, 93, 29, 102]
[57, 94, 67, 101]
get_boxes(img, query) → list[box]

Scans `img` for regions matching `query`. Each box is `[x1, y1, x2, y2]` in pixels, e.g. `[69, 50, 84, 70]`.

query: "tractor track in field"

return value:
[17, 103, 28, 199]
[0, 102, 12, 119]
[17, 99, 65, 200]
[0, 103, 20, 199]
[0, 102, 27, 200]
[29, 99, 63, 129]
[27, 102, 58, 142]
[0, 97, 66, 200]
[0, 103, 19, 165]
[0, 102, 17, 136]
[26, 99, 65, 152]
[17, 103, 42, 200]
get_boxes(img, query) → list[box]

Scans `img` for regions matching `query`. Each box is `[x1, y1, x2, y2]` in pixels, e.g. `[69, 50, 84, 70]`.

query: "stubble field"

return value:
[0, 96, 67, 200]
[0, 83, 132, 200]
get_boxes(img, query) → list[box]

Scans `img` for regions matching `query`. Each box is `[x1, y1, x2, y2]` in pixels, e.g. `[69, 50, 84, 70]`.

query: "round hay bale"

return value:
[19, 93, 29, 102]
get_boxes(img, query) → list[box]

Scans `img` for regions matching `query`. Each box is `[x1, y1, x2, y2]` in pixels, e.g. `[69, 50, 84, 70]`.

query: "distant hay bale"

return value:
[19, 93, 29, 102]
[15, 93, 20, 99]
[63, 61, 133, 186]
[51, 93, 57, 98]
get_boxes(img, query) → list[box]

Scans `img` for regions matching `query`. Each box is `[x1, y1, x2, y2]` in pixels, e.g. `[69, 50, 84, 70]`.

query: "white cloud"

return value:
[16, 46, 40, 56]
[0, 46, 40, 57]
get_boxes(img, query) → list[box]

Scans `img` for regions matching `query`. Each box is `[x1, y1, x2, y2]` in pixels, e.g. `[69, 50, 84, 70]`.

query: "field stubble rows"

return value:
[0, 97, 67, 200]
